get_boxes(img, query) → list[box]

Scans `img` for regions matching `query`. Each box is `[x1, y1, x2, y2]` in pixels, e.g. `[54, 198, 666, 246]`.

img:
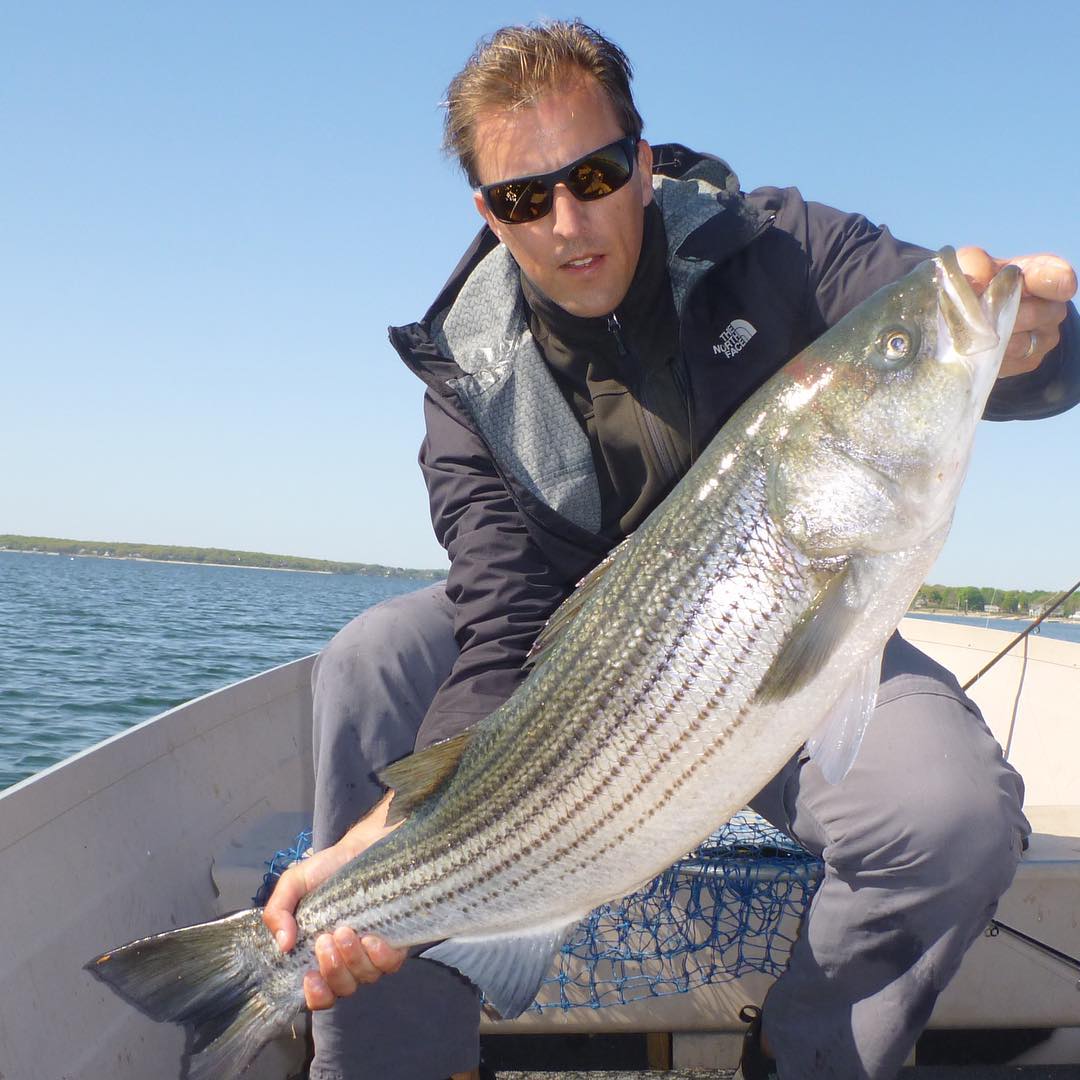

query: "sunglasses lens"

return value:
[486, 178, 553, 224]
[566, 144, 634, 201]
[483, 138, 637, 224]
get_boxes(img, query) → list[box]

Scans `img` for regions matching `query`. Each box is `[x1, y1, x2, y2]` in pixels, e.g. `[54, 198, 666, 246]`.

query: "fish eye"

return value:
[876, 327, 917, 367]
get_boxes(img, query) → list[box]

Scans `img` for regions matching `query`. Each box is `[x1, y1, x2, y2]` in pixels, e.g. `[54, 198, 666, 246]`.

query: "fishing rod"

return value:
[962, 576, 1080, 691]
[987, 918, 1080, 979]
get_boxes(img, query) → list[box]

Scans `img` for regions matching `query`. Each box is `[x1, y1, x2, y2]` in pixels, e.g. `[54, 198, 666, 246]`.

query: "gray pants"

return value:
[308, 584, 1028, 1080]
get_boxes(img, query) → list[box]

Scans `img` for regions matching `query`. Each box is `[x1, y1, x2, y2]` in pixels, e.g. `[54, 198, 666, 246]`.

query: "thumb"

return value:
[954, 246, 997, 292]
[1003, 253, 1077, 302]
[262, 864, 306, 952]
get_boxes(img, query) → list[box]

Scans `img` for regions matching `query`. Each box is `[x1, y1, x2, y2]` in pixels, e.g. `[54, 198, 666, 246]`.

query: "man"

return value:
[266, 21, 1079, 1080]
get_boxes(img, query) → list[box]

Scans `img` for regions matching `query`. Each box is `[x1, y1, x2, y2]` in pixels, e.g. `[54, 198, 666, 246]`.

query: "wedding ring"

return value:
[1022, 330, 1038, 360]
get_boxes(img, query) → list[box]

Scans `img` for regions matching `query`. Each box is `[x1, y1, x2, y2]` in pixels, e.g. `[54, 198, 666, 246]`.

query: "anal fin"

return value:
[420, 919, 578, 1019]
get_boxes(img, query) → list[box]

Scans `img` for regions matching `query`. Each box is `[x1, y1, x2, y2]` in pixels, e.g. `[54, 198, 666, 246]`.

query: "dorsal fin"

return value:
[377, 730, 473, 824]
[525, 535, 632, 671]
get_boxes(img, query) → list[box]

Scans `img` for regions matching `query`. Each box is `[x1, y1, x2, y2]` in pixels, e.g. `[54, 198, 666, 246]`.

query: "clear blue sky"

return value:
[3, 2, 1077, 589]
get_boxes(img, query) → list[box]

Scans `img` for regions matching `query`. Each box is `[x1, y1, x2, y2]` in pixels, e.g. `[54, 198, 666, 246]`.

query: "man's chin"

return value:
[552, 291, 625, 320]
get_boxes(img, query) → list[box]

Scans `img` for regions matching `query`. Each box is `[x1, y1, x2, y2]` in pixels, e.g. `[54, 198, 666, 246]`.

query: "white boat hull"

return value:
[1, 619, 1077, 1076]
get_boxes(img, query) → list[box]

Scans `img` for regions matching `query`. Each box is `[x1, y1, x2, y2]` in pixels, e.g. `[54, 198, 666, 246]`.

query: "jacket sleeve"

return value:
[782, 191, 1080, 421]
[412, 389, 571, 750]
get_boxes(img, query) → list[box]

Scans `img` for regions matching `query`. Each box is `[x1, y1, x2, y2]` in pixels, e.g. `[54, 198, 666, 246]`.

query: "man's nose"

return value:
[549, 184, 588, 239]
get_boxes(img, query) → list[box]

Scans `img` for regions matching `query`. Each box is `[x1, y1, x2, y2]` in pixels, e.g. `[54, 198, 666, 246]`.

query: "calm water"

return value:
[3, 551, 1078, 792]
[906, 611, 1080, 643]
[0, 551, 431, 790]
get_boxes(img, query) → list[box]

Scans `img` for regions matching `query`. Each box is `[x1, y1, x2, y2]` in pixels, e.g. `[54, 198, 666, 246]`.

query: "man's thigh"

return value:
[311, 583, 458, 847]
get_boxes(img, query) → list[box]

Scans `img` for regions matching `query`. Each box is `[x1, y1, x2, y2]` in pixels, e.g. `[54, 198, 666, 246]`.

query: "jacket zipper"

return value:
[606, 312, 682, 487]
[672, 356, 696, 462]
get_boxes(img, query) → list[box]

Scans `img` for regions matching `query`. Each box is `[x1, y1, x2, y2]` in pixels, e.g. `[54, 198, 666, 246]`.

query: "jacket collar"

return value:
[389, 148, 773, 532]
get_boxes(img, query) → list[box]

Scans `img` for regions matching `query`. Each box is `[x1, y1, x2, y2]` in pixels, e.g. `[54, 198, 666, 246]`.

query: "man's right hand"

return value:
[262, 791, 409, 1010]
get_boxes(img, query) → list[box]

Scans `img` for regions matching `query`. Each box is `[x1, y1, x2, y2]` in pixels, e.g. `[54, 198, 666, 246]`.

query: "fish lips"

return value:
[936, 245, 1022, 358]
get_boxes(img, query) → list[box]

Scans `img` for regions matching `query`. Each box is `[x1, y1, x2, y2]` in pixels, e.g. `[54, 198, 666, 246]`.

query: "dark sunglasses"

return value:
[479, 135, 639, 225]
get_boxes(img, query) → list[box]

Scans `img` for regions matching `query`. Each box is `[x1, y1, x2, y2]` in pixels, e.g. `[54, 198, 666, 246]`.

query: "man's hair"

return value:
[444, 20, 644, 188]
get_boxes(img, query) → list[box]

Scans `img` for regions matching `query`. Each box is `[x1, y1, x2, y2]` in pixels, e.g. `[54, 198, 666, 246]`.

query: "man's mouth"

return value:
[562, 254, 603, 271]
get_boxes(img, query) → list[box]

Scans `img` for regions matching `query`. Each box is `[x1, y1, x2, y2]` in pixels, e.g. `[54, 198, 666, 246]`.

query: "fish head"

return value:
[768, 246, 1022, 558]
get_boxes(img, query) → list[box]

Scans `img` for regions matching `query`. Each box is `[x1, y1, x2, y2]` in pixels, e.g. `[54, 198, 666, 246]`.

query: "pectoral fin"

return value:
[420, 919, 578, 1019]
[755, 562, 866, 705]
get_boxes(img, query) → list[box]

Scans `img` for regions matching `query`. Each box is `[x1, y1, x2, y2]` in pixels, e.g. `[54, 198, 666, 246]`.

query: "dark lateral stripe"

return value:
[308, 481, 802, 932]
[356, 576, 793, 930]
[333, 523, 789, 926]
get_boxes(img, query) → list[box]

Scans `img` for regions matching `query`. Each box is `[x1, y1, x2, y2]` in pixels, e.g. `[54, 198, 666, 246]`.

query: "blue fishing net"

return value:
[532, 811, 822, 1010]
[254, 829, 313, 907]
[255, 811, 823, 1010]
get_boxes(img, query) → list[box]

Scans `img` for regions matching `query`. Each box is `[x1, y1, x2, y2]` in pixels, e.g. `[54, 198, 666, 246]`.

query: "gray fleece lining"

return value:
[435, 171, 727, 529]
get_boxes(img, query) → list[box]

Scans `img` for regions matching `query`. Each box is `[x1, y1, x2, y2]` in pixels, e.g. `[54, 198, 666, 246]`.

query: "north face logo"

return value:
[713, 319, 757, 358]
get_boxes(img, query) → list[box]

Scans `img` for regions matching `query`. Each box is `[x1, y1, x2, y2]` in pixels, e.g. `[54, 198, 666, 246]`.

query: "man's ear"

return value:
[637, 140, 654, 207]
[473, 191, 505, 243]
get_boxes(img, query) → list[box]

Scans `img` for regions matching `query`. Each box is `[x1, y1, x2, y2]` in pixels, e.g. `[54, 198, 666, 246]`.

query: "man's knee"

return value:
[311, 585, 456, 775]
[314, 584, 456, 702]
[830, 685, 1027, 902]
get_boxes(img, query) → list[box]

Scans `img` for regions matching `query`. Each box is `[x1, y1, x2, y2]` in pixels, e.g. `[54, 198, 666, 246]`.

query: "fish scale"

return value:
[86, 248, 1022, 1080]
[295, 453, 814, 947]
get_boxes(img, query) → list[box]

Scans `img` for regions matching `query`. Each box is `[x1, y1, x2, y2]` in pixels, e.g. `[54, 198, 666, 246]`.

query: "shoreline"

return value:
[911, 609, 1077, 626]
[0, 534, 447, 580]
[0, 548, 330, 574]
[0, 548, 444, 580]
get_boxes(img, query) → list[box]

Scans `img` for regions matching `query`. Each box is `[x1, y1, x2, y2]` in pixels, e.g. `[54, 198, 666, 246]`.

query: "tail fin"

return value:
[85, 908, 301, 1080]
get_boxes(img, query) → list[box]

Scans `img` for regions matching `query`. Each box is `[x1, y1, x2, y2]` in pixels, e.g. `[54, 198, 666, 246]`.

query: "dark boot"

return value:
[734, 1004, 779, 1080]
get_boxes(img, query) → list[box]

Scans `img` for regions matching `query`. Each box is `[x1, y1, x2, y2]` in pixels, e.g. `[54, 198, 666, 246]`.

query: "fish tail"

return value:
[85, 908, 301, 1080]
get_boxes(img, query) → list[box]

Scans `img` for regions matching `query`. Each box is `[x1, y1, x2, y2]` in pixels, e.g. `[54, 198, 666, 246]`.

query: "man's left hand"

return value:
[956, 247, 1076, 378]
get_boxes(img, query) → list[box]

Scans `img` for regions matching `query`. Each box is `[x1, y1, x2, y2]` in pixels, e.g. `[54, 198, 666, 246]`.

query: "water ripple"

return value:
[0, 551, 431, 789]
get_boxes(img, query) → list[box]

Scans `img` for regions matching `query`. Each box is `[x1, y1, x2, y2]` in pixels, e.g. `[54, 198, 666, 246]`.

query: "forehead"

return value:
[472, 78, 624, 185]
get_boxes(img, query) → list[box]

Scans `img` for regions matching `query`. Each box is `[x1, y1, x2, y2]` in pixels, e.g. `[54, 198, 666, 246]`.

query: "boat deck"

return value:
[491, 1071, 1080, 1078]
[3, 619, 1078, 1078]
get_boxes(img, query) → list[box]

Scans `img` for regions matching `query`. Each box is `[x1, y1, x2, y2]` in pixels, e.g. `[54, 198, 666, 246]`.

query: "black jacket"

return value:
[390, 145, 1080, 750]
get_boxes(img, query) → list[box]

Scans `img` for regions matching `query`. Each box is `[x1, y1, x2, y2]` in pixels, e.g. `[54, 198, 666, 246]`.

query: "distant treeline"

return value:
[4, 536, 1075, 613]
[0, 535, 447, 581]
[913, 582, 1079, 617]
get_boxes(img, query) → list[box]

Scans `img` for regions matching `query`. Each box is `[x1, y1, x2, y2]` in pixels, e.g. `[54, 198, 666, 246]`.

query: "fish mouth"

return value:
[936, 245, 1022, 357]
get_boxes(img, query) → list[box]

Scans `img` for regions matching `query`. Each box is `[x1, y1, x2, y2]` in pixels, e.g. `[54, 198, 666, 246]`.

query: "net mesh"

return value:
[256, 811, 823, 1010]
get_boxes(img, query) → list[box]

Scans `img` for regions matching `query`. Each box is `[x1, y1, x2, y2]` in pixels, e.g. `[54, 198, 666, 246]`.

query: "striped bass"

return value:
[87, 247, 1021, 1079]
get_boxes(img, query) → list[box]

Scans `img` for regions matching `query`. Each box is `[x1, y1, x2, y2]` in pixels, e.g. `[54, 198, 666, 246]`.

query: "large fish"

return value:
[87, 247, 1021, 1079]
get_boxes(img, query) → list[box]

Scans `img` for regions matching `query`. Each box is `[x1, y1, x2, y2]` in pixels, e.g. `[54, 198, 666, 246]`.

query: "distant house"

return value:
[984, 604, 1002, 614]
[1070, 612, 1080, 620]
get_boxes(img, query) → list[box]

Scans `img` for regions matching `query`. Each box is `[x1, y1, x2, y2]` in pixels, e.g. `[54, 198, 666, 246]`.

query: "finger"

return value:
[359, 933, 408, 975]
[261, 867, 304, 952]
[333, 927, 386, 983]
[955, 246, 996, 291]
[1001, 322, 1061, 377]
[303, 970, 337, 1012]
[1006, 254, 1078, 302]
[1011, 297, 1069, 334]
[1004, 297, 1066, 373]
[954, 248, 1077, 304]
[316, 932, 360, 998]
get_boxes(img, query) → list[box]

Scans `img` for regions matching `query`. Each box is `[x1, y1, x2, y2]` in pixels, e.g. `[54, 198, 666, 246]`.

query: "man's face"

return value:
[472, 78, 653, 319]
